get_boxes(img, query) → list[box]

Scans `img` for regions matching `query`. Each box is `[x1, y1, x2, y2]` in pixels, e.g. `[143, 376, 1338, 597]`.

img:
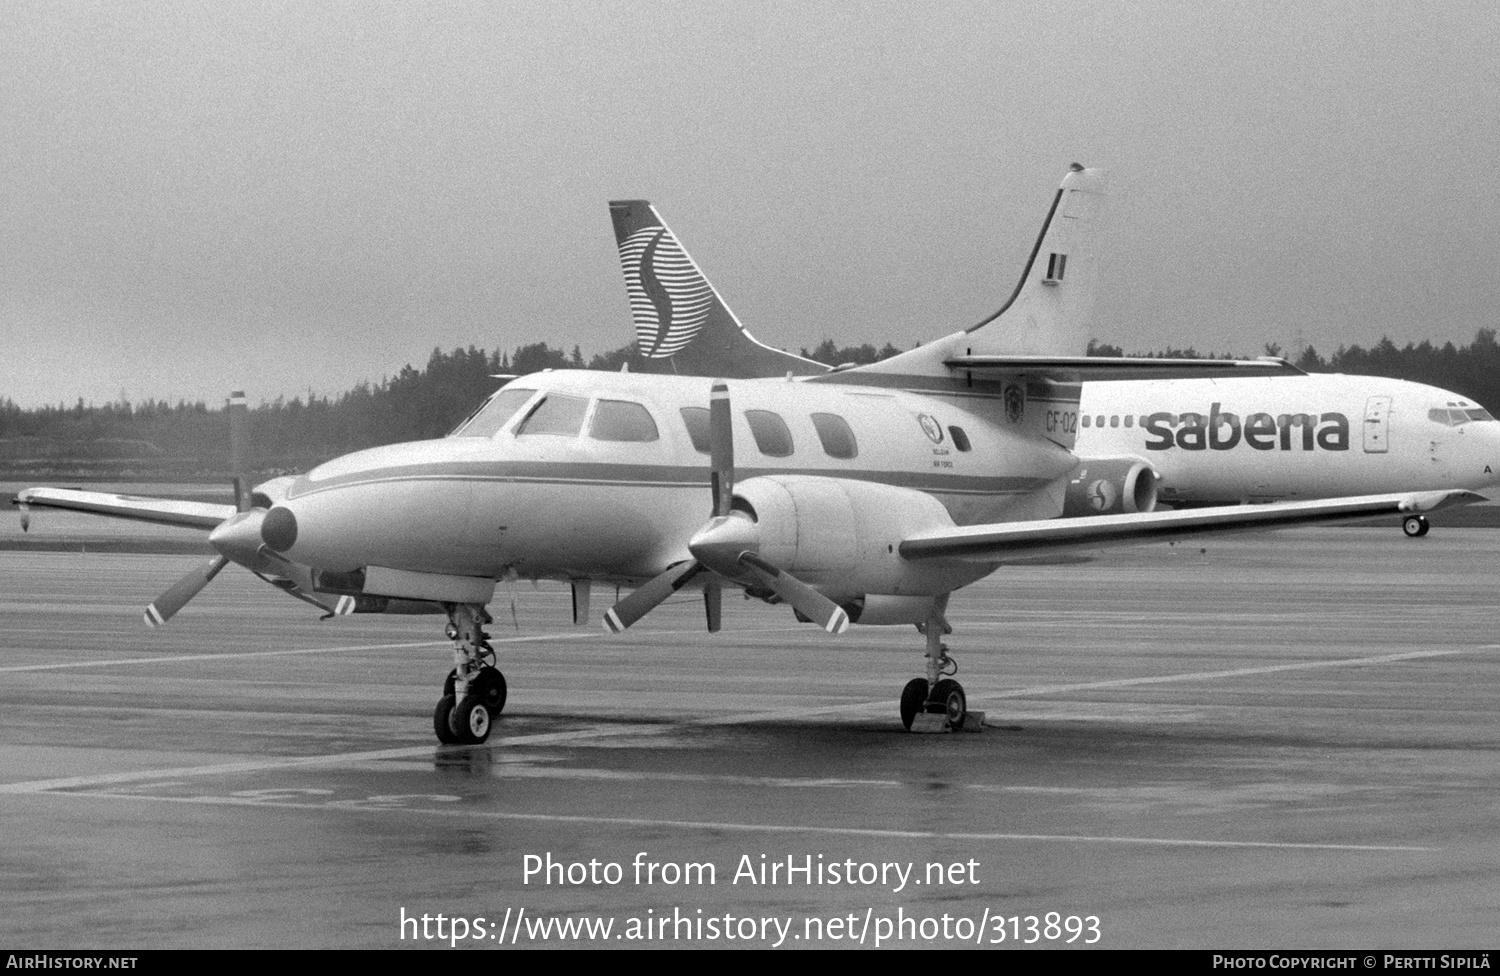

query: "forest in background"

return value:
[3, 331, 1497, 479]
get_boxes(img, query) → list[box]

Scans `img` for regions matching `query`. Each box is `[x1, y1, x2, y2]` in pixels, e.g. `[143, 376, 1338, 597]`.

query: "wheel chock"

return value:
[906, 710, 986, 734]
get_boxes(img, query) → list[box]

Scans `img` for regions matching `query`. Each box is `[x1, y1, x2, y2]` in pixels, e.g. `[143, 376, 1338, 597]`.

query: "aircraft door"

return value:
[1363, 396, 1391, 453]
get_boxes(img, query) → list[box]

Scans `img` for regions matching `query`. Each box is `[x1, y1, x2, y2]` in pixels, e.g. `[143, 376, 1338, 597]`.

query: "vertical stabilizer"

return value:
[831, 165, 1108, 383]
[609, 200, 828, 378]
[967, 164, 1107, 356]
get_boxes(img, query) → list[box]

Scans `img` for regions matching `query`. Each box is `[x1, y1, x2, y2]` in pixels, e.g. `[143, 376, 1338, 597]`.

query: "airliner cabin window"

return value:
[1082, 416, 1092, 428]
[514, 393, 589, 437]
[745, 410, 794, 457]
[810, 413, 858, 459]
[589, 399, 660, 442]
[948, 425, 972, 451]
[451, 387, 537, 437]
[680, 407, 711, 453]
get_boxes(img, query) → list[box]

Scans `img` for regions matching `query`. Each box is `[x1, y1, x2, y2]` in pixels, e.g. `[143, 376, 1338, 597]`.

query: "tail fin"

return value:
[966, 163, 1106, 355]
[829, 165, 1107, 385]
[609, 200, 827, 378]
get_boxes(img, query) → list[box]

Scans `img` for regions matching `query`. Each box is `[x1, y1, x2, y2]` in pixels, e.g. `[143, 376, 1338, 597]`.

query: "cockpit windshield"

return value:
[1428, 405, 1496, 427]
[450, 387, 537, 437]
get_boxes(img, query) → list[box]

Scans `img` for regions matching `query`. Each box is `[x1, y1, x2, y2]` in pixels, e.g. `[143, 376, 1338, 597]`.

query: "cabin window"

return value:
[589, 399, 659, 442]
[745, 410, 794, 457]
[810, 413, 858, 459]
[514, 393, 589, 437]
[1124, 415, 1134, 428]
[1082, 415, 1092, 428]
[1110, 416, 1119, 428]
[1096, 415, 1105, 428]
[948, 425, 971, 451]
[450, 387, 536, 437]
[679, 407, 711, 454]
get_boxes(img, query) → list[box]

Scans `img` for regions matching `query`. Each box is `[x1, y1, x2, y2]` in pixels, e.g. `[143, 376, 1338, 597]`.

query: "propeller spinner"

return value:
[602, 380, 850, 636]
[142, 392, 349, 627]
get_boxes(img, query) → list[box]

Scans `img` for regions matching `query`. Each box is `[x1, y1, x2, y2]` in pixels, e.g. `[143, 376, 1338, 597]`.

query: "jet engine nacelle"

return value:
[1062, 456, 1159, 517]
[728, 475, 984, 601]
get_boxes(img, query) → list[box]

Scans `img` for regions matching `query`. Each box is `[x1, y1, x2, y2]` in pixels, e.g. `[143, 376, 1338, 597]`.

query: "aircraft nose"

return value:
[262, 506, 298, 552]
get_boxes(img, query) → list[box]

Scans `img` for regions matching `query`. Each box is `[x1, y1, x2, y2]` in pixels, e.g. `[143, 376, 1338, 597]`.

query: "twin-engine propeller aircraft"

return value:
[609, 176, 1500, 538]
[13, 166, 1486, 743]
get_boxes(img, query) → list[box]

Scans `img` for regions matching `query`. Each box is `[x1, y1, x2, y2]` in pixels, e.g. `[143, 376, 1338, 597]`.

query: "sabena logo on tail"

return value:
[618, 226, 714, 359]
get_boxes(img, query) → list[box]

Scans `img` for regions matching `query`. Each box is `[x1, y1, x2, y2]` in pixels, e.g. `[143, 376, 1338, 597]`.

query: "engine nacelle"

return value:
[1062, 457, 1159, 517]
[729, 475, 988, 602]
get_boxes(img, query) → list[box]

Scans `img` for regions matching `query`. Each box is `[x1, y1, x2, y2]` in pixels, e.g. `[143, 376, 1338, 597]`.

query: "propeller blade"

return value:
[703, 578, 722, 633]
[227, 390, 250, 512]
[144, 556, 229, 627]
[602, 561, 706, 633]
[709, 379, 734, 517]
[738, 552, 849, 635]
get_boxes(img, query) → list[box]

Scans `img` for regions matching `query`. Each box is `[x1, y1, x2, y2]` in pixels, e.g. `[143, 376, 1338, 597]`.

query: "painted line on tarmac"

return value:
[0, 624, 801, 675]
[702, 645, 1499, 724]
[35, 790, 1435, 852]
[0, 725, 676, 794]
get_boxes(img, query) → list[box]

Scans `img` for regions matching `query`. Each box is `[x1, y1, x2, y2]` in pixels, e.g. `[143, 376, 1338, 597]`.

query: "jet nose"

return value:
[261, 506, 298, 552]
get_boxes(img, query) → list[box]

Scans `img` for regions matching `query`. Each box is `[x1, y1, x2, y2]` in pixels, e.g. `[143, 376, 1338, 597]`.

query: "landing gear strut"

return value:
[1403, 515, 1430, 538]
[434, 603, 507, 744]
[899, 604, 975, 732]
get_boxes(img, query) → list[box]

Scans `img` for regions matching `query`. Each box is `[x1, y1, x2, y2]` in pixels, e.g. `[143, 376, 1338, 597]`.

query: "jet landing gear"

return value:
[434, 603, 507, 745]
[900, 608, 982, 733]
[1403, 515, 1430, 538]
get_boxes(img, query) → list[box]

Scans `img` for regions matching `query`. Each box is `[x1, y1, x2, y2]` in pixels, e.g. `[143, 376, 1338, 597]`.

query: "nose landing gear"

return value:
[434, 603, 507, 745]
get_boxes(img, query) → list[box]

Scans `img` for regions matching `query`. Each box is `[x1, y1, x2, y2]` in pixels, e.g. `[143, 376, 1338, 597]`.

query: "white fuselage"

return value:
[1074, 374, 1500, 504]
[275, 371, 1075, 584]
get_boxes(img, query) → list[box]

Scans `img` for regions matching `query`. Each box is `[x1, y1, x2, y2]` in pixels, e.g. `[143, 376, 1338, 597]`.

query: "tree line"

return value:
[3, 331, 1497, 477]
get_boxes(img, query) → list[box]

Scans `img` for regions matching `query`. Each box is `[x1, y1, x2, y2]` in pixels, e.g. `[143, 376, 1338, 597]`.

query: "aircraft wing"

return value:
[12, 487, 235, 531]
[943, 355, 1304, 382]
[899, 490, 1483, 563]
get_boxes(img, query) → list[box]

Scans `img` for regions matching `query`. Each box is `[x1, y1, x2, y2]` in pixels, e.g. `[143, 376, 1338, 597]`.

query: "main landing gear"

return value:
[899, 606, 979, 732]
[1403, 515, 1430, 538]
[434, 603, 507, 745]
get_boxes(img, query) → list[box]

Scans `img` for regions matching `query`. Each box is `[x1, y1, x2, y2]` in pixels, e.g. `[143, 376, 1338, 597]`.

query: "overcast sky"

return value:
[3, 0, 1498, 409]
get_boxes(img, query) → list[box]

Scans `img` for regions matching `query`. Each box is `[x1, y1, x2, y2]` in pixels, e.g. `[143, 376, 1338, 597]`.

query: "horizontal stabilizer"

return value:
[899, 491, 1485, 563]
[942, 355, 1304, 382]
[12, 487, 236, 530]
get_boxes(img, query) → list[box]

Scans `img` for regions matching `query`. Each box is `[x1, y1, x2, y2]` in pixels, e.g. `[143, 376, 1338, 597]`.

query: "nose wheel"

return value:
[434, 603, 507, 744]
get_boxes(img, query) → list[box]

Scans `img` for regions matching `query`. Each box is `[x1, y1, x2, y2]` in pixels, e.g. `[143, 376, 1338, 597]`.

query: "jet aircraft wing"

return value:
[13, 487, 236, 530]
[941, 355, 1304, 382]
[899, 490, 1483, 563]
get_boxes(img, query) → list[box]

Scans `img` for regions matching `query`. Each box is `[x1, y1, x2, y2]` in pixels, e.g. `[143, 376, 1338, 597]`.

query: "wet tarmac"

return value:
[2, 527, 1497, 949]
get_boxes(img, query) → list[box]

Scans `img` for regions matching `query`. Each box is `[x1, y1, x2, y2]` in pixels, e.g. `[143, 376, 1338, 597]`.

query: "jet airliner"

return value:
[14, 166, 1489, 743]
[610, 182, 1500, 539]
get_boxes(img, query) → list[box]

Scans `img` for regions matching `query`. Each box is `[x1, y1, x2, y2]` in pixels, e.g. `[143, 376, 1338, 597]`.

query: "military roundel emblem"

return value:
[1003, 383, 1026, 424]
[917, 413, 944, 444]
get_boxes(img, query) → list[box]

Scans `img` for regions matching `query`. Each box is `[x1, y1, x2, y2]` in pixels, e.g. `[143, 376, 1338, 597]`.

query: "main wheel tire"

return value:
[1403, 515, 1430, 538]
[448, 694, 492, 744]
[929, 678, 967, 727]
[470, 667, 508, 717]
[899, 678, 928, 730]
[433, 694, 460, 745]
